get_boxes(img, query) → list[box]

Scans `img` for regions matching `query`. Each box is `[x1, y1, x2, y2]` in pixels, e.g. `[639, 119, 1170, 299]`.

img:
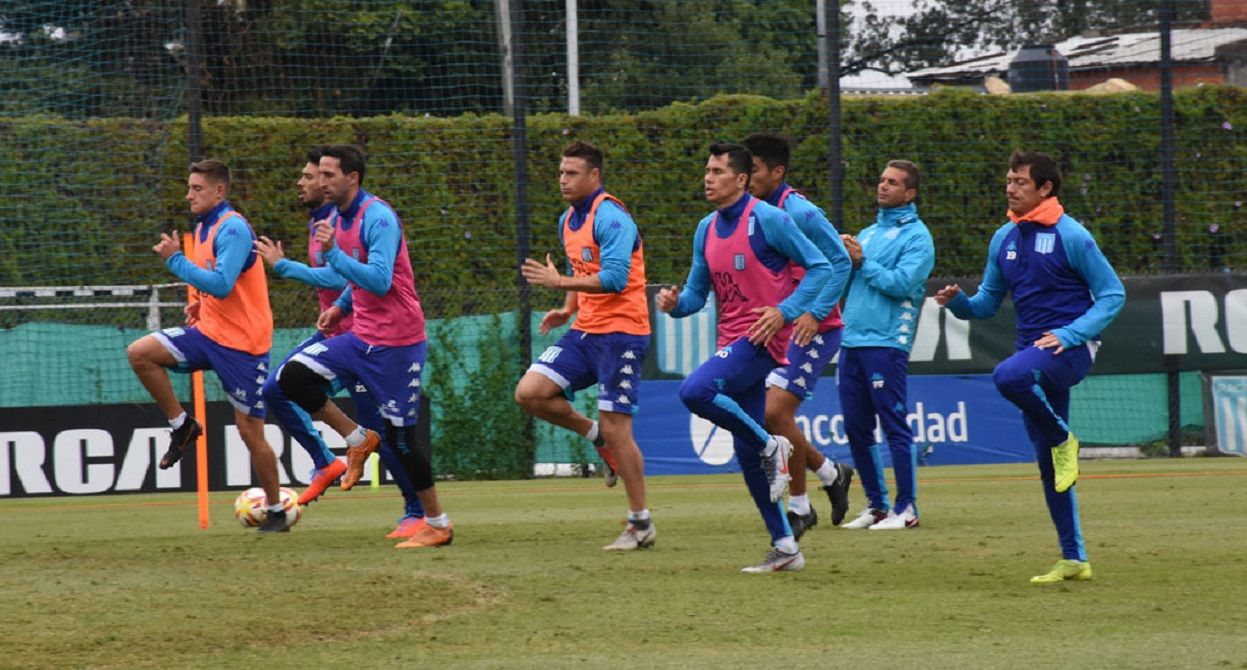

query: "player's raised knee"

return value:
[991, 362, 1029, 394]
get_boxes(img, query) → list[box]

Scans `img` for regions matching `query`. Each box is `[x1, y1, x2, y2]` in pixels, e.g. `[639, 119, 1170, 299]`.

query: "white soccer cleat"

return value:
[603, 522, 656, 551]
[842, 508, 890, 529]
[741, 547, 805, 573]
[869, 504, 919, 530]
[763, 436, 793, 503]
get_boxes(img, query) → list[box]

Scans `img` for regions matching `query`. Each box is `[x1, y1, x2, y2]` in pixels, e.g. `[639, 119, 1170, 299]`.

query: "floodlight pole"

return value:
[567, 0, 580, 115]
[819, 0, 844, 231]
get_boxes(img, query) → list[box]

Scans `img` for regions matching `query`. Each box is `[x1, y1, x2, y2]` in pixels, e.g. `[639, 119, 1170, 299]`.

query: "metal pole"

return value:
[185, 0, 204, 163]
[566, 0, 580, 115]
[507, 0, 536, 469]
[1159, 0, 1181, 456]
[824, 0, 844, 231]
[815, 0, 828, 91]
[496, 0, 515, 117]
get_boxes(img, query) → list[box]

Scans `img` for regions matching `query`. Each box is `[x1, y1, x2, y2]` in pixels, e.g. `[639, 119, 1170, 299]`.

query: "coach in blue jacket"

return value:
[838, 160, 935, 531]
[936, 151, 1124, 585]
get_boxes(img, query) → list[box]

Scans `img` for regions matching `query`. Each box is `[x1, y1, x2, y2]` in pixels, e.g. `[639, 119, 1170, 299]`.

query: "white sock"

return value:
[774, 536, 799, 554]
[169, 412, 187, 430]
[788, 494, 810, 515]
[628, 508, 650, 522]
[344, 426, 367, 447]
[584, 421, 600, 443]
[425, 513, 450, 528]
[815, 459, 839, 487]
[266, 502, 284, 514]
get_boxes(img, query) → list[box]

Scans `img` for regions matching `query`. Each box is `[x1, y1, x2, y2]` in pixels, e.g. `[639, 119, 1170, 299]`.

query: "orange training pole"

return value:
[184, 231, 210, 529]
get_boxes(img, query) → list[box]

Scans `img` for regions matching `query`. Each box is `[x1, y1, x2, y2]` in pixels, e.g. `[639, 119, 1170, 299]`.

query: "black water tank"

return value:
[1008, 45, 1069, 92]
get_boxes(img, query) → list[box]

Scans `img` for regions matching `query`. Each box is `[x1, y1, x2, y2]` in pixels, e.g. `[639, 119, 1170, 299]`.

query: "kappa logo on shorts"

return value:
[794, 377, 807, 388]
[408, 379, 420, 388]
[733, 253, 746, 271]
[408, 362, 422, 373]
[255, 375, 266, 384]
[408, 393, 418, 402]
[616, 395, 631, 405]
[619, 364, 634, 375]
[581, 247, 593, 262]
[800, 362, 813, 373]
[255, 401, 265, 410]
[618, 380, 633, 390]
[806, 348, 819, 359]
[620, 351, 637, 360]
[813, 335, 824, 345]
[257, 362, 267, 372]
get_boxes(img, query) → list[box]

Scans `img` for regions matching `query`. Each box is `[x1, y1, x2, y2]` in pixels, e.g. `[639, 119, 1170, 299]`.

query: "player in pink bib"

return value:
[657, 143, 831, 573]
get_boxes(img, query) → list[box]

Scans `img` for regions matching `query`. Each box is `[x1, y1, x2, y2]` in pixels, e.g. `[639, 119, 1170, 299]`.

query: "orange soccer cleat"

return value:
[395, 522, 454, 549]
[298, 458, 347, 505]
[340, 429, 381, 491]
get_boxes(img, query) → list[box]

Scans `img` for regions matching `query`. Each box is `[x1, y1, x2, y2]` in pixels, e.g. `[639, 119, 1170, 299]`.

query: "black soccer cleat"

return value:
[257, 510, 290, 534]
[159, 419, 203, 470]
[822, 463, 855, 526]
[786, 506, 817, 542]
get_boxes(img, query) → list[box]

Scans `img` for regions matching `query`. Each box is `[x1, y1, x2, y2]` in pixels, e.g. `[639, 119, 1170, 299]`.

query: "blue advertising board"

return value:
[635, 374, 1032, 475]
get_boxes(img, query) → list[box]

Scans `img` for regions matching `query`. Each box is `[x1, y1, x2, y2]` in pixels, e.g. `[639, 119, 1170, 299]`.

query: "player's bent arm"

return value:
[164, 219, 250, 298]
[592, 212, 637, 294]
[947, 226, 1009, 321]
[333, 285, 354, 314]
[326, 211, 400, 294]
[760, 212, 831, 321]
[858, 232, 934, 300]
[1051, 227, 1126, 347]
[797, 205, 852, 318]
[671, 221, 711, 318]
[274, 258, 348, 290]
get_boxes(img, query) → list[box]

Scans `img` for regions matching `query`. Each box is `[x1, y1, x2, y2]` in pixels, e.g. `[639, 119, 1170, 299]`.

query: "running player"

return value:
[936, 150, 1124, 583]
[657, 142, 831, 572]
[254, 146, 426, 538]
[516, 140, 654, 551]
[276, 144, 452, 548]
[742, 132, 855, 538]
[126, 159, 288, 533]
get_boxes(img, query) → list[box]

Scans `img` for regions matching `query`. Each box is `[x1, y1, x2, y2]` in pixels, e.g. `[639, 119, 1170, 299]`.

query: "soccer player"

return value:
[742, 133, 855, 539]
[126, 159, 288, 533]
[276, 144, 453, 549]
[935, 151, 1124, 584]
[254, 146, 426, 538]
[838, 160, 935, 531]
[515, 140, 655, 551]
[657, 142, 832, 572]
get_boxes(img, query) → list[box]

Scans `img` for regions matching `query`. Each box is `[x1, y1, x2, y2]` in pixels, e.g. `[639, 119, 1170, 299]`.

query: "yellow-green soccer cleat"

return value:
[1030, 559, 1093, 584]
[1052, 433, 1080, 493]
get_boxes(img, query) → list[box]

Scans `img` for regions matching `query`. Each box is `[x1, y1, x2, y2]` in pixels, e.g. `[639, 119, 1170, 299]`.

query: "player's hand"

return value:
[841, 234, 863, 267]
[254, 236, 286, 267]
[934, 284, 962, 306]
[792, 312, 820, 347]
[153, 230, 181, 259]
[1034, 331, 1066, 355]
[318, 305, 344, 333]
[539, 308, 573, 335]
[314, 220, 335, 253]
[747, 305, 785, 346]
[656, 285, 680, 313]
[521, 253, 564, 289]
[184, 300, 201, 326]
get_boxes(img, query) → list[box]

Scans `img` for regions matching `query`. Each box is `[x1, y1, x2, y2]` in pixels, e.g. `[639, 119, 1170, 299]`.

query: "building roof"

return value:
[907, 27, 1247, 84]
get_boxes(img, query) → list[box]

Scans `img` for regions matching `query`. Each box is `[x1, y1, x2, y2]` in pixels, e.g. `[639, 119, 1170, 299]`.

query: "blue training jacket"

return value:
[946, 208, 1125, 350]
[841, 203, 935, 352]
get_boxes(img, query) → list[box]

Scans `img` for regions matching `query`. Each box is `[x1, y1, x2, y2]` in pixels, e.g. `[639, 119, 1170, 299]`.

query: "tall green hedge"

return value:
[5, 86, 1245, 322]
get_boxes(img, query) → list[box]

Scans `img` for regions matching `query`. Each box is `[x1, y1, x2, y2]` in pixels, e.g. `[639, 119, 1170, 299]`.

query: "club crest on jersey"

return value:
[1035, 233, 1055, 254]
[734, 254, 746, 271]
[581, 247, 594, 262]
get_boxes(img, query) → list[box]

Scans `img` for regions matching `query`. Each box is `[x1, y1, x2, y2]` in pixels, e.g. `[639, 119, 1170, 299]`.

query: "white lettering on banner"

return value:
[225, 424, 289, 487]
[0, 432, 53, 495]
[795, 402, 969, 447]
[910, 297, 972, 362]
[1225, 289, 1247, 353]
[116, 428, 181, 492]
[53, 429, 114, 494]
[1160, 290, 1226, 354]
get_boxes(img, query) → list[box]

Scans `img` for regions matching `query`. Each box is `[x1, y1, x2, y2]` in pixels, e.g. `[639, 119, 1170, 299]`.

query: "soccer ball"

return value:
[233, 486, 301, 529]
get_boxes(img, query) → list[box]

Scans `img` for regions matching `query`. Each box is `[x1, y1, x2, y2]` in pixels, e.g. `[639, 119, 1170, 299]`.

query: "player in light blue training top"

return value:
[937, 150, 1124, 584]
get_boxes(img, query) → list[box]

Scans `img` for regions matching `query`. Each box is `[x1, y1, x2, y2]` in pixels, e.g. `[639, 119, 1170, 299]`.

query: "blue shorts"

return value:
[766, 327, 843, 401]
[154, 326, 270, 417]
[529, 329, 649, 415]
[290, 332, 427, 428]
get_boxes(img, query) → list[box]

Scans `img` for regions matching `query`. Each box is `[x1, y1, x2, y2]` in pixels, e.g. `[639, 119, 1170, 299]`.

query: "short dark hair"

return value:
[708, 142, 753, 178]
[886, 159, 921, 192]
[562, 140, 604, 173]
[305, 145, 328, 166]
[189, 158, 230, 187]
[1009, 150, 1061, 196]
[741, 133, 790, 170]
[321, 144, 367, 185]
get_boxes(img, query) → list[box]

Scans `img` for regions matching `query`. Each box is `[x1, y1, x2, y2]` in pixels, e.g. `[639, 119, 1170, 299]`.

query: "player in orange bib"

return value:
[126, 159, 287, 533]
[516, 140, 654, 551]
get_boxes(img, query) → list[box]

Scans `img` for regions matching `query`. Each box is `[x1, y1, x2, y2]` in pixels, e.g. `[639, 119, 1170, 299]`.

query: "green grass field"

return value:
[2, 458, 1246, 670]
